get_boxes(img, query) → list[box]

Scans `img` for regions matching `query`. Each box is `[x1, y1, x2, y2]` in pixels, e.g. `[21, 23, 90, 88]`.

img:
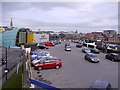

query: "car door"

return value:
[110, 54, 114, 60]
[86, 54, 89, 60]
[49, 60, 56, 68]
[42, 60, 51, 69]
[87, 55, 91, 61]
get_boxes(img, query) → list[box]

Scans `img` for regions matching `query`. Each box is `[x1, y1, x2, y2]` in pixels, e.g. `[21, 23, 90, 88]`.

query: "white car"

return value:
[65, 46, 71, 51]
[42, 51, 50, 56]
[32, 56, 53, 66]
[31, 54, 38, 60]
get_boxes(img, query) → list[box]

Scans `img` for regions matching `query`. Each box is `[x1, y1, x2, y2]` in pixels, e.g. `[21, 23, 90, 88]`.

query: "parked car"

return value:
[34, 57, 62, 70]
[37, 51, 51, 59]
[89, 79, 112, 90]
[65, 43, 70, 48]
[31, 54, 38, 61]
[44, 41, 54, 46]
[76, 43, 82, 48]
[30, 49, 42, 55]
[90, 48, 100, 54]
[38, 43, 49, 49]
[31, 57, 43, 66]
[82, 48, 91, 53]
[85, 53, 99, 63]
[65, 45, 71, 51]
[74, 40, 79, 43]
[31, 56, 53, 66]
[52, 40, 61, 45]
[105, 53, 120, 61]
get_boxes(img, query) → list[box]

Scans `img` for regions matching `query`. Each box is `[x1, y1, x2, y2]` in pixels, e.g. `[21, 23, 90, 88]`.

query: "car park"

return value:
[34, 57, 62, 70]
[89, 79, 112, 90]
[82, 47, 91, 53]
[85, 53, 99, 63]
[105, 53, 120, 61]
[90, 48, 100, 54]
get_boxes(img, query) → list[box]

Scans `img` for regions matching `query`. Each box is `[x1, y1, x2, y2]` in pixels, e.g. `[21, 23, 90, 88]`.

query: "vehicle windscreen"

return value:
[90, 54, 97, 58]
[66, 46, 71, 48]
[85, 49, 90, 51]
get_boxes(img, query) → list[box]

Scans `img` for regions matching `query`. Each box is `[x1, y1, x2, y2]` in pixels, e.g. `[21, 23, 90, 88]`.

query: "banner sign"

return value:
[29, 78, 61, 90]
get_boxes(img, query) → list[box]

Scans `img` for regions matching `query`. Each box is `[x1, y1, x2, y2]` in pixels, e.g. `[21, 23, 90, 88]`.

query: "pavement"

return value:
[0, 48, 22, 87]
[31, 42, 118, 88]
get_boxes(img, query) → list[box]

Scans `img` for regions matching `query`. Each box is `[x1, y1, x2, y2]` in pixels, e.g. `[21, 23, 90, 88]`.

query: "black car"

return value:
[85, 53, 99, 63]
[65, 43, 70, 48]
[90, 48, 100, 54]
[105, 53, 120, 61]
[76, 43, 82, 48]
[82, 48, 91, 53]
[38, 43, 49, 49]
[89, 79, 112, 90]
[52, 40, 61, 45]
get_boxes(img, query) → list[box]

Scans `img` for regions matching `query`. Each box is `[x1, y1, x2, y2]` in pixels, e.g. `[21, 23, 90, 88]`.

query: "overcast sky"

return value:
[2, 2, 118, 33]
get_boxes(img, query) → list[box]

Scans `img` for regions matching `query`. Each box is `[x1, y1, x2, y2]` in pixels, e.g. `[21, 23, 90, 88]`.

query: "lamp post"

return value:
[4, 47, 9, 80]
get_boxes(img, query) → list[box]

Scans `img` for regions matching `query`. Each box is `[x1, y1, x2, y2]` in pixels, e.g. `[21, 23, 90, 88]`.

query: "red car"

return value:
[44, 42, 54, 46]
[34, 58, 62, 70]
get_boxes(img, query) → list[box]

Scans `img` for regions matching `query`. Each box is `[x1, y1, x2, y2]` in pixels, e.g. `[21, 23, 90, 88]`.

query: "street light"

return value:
[4, 47, 9, 80]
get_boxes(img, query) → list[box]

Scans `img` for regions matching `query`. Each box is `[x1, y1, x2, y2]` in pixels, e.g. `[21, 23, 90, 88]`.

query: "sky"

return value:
[1, 1, 118, 33]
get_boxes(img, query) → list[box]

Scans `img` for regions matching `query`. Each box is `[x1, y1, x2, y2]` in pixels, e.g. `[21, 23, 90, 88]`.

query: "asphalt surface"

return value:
[32, 42, 118, 88]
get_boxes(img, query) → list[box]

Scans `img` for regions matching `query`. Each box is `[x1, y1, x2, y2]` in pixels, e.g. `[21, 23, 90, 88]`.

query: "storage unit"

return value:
[34, 34, 40, 43]
[19, 32, 27, 44]
[27, 33, 34, 44]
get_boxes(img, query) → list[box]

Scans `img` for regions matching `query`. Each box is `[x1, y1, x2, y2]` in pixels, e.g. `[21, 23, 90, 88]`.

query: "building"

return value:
[85, 33, 92, 39]
[103, 30, 117, 42]
[0, 27, 5, 32]
[2, 28, 32, 47]
[91, 32, 104, 41]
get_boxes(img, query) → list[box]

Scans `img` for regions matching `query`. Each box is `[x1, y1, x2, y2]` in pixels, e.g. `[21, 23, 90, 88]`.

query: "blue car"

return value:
[31, 49, 42, 55]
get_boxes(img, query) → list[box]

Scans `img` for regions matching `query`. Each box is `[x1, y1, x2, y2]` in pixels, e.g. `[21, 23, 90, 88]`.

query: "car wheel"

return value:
[38, 67, 42, 70]
[55, 65, 60, 69]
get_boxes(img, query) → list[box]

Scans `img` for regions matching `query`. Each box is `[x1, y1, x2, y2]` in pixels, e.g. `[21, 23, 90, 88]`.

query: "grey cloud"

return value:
[30, 2, 80, 10]
[2, 2, 79, 12]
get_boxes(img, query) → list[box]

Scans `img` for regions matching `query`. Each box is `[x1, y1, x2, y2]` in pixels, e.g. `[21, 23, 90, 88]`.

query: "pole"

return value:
[5, 47, 7, 80]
